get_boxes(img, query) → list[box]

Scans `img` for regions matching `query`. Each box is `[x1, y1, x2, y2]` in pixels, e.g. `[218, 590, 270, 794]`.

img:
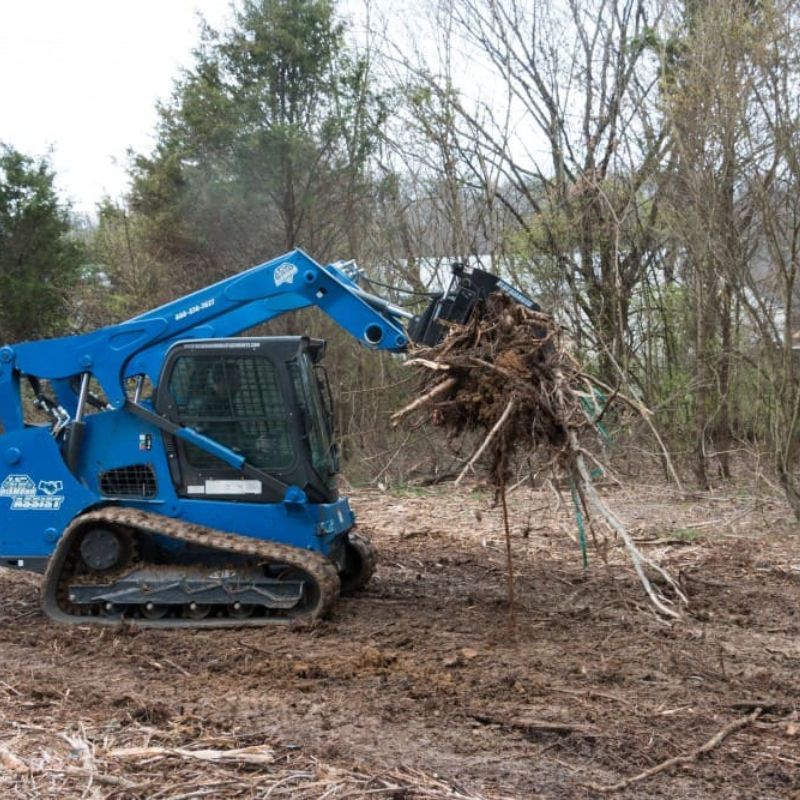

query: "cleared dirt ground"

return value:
[0, 482, 798, 799]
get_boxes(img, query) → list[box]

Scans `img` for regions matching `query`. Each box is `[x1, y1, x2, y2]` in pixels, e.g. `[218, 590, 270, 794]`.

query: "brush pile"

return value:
[393, 293, 688, 619]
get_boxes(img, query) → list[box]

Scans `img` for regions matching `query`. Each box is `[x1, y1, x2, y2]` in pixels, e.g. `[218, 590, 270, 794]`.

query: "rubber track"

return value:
[340, 529, 377, 594]
[42, 507, 341, 629]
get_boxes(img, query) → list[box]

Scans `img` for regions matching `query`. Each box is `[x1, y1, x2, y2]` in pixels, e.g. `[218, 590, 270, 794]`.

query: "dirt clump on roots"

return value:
[395, 294, 579, 485]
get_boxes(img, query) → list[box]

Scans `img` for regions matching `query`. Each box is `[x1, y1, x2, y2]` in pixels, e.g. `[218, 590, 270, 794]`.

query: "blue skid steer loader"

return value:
[0, 250, 538, 628]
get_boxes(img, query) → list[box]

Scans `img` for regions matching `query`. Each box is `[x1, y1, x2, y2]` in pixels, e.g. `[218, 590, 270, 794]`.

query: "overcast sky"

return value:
[0, 0, 235, 216]
[0, 0, 491, 218]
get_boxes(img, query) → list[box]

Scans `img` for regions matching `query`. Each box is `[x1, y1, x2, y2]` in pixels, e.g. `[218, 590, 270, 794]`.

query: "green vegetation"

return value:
[129, 0, 384, 272]
[0, 145, 84, 342]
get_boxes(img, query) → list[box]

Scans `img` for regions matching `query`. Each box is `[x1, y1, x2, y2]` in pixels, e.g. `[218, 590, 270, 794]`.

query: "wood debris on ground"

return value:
[394, 293, 688, 619]
[0, 731, 496, 799]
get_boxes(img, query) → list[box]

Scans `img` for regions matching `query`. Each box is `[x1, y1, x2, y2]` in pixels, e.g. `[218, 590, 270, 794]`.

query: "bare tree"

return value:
[398, 0, 671, 384]
[729, 0, 800, 516]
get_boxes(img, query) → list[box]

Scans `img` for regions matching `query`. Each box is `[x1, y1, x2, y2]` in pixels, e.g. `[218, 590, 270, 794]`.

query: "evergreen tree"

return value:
[131, 0, 384, 275]
[0, 145, 84, 343]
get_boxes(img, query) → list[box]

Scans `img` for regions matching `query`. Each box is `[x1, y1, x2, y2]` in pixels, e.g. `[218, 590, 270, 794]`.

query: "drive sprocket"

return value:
[338, 529, 376, 594]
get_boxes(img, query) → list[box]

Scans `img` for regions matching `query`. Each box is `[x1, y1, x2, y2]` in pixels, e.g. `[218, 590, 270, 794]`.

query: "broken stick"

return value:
[570, 432, 688, 619]
[454, 398, 516, 486]
[391, 377, 457, 425]
[584, 707, 763, 793]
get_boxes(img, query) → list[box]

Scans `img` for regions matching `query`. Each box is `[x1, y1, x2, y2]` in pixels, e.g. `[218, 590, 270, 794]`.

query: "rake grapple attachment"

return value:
[407, 263, 541, 347]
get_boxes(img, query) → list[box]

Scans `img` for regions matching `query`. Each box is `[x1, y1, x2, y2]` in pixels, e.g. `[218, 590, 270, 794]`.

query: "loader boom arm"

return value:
[0, 249, 409, 430]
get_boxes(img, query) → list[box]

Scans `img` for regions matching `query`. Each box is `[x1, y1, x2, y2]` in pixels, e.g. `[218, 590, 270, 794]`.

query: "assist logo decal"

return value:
[274, 262, 297, 287]
[0, 475, 65, 510]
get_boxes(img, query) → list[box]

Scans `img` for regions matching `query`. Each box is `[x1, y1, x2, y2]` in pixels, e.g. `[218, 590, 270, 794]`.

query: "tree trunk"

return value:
[777, 446, 800, 522]
[693, 265, 710, 490]
[716, 282, 733, 479]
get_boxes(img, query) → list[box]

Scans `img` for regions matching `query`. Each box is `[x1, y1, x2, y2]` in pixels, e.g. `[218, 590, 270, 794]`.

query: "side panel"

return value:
[77, 405, 176, 504]
[0, 427, 97, 561]
[78, 407, 355, 555]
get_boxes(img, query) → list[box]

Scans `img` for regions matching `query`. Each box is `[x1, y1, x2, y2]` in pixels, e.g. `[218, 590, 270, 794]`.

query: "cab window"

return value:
[168, 356, 294, 471]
